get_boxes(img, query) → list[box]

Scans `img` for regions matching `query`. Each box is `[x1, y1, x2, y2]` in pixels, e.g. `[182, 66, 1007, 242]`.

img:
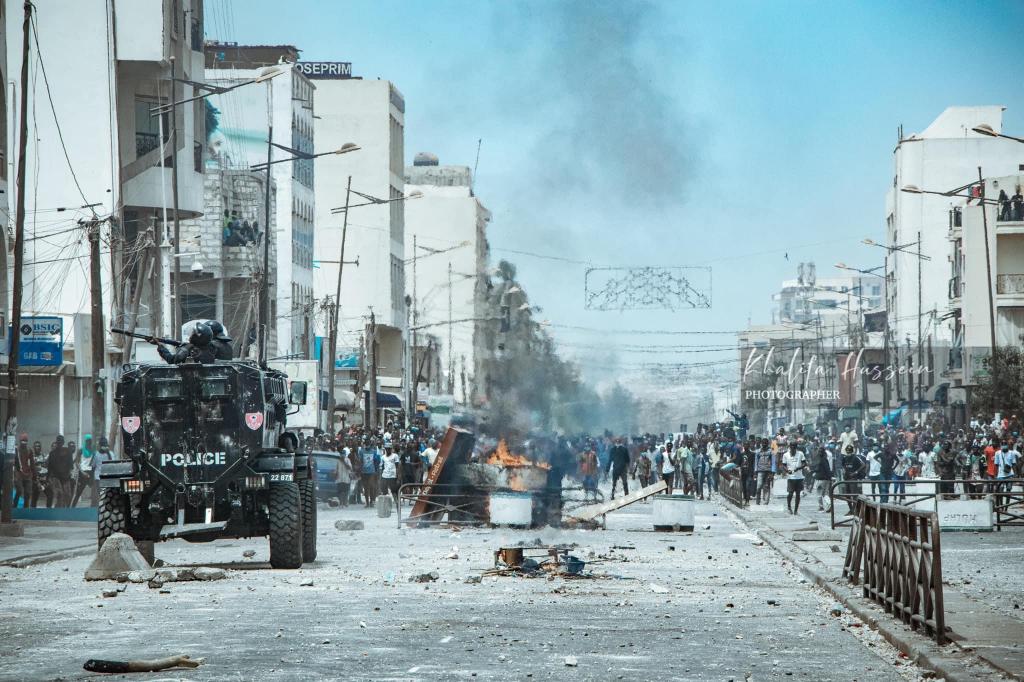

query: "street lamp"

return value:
[405, 238, 471, 423]
[250, 142, 359, 171]
[325, 183, 423, 427]
[152, 64, 287, 334]
[972, 123, 1024, 145]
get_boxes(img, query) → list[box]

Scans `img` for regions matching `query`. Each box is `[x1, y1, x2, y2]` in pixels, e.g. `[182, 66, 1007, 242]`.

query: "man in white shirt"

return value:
[782, 442, 807, 515]
[866, 446, 881, 496]
[421, 440, 438, 482]
[839, 426, 857, 453]
[380, 447, 400, 502]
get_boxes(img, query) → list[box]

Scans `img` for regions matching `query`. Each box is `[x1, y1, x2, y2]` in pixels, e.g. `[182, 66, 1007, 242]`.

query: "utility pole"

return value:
[978, 167, 997, 354]
[367, 311, 378, 430]
[88, 220, 106, 441]
[447, 262, 454, 396]
[258, 110, 273, 367]
[169, 56, 181, 333]
[882, 252, 890, 421]
[2, 0, 31, 530]
[327, 176, 352, 422]
[917, 229, 923, 426]
[411, 234, 419, 422]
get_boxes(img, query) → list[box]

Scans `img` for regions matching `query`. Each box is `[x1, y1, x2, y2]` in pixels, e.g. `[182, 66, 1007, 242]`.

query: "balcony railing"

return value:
[997, 199, 1023, 223]
[136, 132, 160, 158]
[996, 273, 1024, 295]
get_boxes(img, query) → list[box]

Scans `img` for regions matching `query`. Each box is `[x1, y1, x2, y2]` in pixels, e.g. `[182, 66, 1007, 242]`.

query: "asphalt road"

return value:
[0, 494, 930, 681]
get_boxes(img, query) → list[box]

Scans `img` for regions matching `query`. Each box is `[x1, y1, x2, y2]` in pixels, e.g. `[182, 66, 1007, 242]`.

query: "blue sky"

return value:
[222, 0, 1024, 369]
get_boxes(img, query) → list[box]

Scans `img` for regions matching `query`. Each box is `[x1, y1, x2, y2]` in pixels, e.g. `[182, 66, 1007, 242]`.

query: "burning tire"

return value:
[299, 479, 317, 562]
[97, 488, 128, 549]
[268, 482, 303, 569]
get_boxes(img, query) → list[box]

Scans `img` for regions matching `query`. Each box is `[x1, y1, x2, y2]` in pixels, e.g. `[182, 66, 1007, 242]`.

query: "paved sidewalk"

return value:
[0, 520, 95, 567]
[726, 481, 1024, 680]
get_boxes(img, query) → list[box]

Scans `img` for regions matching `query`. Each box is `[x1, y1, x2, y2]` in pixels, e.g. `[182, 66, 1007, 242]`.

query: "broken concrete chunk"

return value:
[464, 575, 482, 584]
[126, 569, 157, 583]
[410, 571, 439, 583]
[84, 533, 152, 581]
[334, 519, 365, 531]
[791, 531, 844, 542]
[327, 497, 341, 508]
[193, 567, 226, 581]
[564, 655, 578, 667]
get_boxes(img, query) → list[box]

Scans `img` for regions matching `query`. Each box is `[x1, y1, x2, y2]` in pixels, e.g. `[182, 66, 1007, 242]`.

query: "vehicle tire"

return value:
[299, 479, 317, 562]
[97, 488, 128, 549]
[268, 482, 303, 569]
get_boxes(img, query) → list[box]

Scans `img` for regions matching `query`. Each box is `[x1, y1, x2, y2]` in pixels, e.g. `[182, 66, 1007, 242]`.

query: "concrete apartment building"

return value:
[886, 107, 1024, 348]
[3, 0, 206, 442]
[310, 67, 407, 422]
[202, 43, 316, 359]
[945, 173, 1024, 414]
[404, 154, 492, 407]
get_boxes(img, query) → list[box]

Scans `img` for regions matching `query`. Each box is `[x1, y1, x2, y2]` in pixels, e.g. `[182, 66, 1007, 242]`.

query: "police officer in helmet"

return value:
[206, 320, 234, 360]
[153, 322, 216, 364]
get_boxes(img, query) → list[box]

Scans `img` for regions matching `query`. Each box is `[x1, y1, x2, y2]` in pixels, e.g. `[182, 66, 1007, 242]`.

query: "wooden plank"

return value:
[567, 480, 668, 521]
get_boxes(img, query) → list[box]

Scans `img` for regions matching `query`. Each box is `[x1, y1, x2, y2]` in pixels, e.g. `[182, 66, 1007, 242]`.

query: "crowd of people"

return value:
[305, 423, 447, 508]
[10, 433, 112, 509]
[548, 411, 1023, 517]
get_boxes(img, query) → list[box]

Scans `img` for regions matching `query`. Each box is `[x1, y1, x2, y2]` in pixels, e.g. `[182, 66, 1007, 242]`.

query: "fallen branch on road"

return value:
[83, 655, 204, 673]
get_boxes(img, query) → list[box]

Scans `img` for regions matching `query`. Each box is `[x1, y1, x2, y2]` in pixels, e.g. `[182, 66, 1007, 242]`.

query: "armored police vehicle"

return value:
[98, 360, 316, 568]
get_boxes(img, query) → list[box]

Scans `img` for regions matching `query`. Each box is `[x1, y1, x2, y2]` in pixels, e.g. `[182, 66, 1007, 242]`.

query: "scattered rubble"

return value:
[334, 520, 365, 531]
[410, 571, 440, 583]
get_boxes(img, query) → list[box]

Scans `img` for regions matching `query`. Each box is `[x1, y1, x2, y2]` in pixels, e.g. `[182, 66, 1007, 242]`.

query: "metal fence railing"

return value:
[719, 473, 748, 508]
[829, 478, 1024, 530]
[842, 496, 946, 644]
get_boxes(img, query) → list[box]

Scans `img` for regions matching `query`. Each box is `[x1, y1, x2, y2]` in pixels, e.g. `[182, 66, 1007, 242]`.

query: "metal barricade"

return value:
[719, 473, 748, 508]
[396, 483, 491, 528]
[842, 496, 946, 644]
[830, 477, 1024, 530]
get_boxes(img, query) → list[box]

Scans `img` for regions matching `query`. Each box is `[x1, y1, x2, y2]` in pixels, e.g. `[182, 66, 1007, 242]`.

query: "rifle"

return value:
[111, 328, 182, 347]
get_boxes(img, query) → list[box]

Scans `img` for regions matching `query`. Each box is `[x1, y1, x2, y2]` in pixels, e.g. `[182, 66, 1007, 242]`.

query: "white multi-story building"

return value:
[309, 67, 407, 421]
[946, 173, 1024, 402]
[404, 154, 491, 406]
[203, 43, 316, 359]
[4, 0, 206, 442]
[772, 262, 882, 332]
[886, 106, 1024, 348]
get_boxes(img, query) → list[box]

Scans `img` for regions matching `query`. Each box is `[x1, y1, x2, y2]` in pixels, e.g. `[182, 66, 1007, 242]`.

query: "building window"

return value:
[389, 185, 404, 243]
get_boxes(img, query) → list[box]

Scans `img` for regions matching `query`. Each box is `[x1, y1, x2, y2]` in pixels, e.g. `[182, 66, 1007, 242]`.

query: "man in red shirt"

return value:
[985, 442, 997, 480]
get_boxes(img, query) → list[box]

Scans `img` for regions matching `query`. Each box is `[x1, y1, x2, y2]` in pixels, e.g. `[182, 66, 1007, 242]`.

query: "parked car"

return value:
[310, 450, 342, 500]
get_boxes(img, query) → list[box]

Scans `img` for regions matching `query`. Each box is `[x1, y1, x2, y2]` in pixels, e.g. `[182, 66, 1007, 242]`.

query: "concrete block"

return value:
[84, 533, 151, 581]
[791, 530, 845, 542]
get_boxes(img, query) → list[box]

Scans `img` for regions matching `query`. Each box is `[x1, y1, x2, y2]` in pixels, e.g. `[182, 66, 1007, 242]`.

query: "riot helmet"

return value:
[207, 319, 232, 341]
[189, 322, 213, 347]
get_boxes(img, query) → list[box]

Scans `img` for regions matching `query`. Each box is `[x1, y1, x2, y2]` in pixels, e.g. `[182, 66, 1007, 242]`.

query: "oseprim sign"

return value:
[295, 62, 352, 79]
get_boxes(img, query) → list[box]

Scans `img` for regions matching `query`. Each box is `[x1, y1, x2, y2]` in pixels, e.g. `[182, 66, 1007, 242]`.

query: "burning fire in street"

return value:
[486, 440, 550, 470]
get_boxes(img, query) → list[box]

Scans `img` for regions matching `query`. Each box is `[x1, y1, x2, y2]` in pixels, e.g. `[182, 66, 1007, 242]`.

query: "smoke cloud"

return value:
[491, 0, 696, 210]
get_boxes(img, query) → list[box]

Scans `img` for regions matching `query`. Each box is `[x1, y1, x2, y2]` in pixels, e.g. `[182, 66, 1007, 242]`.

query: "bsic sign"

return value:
[160, 452, 227, 467]
[295, 61, 352, 79]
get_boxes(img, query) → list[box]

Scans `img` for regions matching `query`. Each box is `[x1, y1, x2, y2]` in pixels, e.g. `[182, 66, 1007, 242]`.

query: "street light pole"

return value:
[327, 176, 352, 429]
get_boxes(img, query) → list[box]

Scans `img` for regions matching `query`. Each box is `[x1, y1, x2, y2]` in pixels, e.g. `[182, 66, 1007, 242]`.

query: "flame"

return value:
[486, 439, 550, 470]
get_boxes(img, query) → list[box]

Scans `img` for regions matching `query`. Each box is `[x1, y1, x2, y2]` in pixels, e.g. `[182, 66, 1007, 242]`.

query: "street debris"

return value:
[83, 654, 204, 673]
[564, 655, 578, 667]
[334, 520, 365, 531]
[242, 549, 256, 559]
[410, 571, 440, 583]
[84, 534, 152, 581]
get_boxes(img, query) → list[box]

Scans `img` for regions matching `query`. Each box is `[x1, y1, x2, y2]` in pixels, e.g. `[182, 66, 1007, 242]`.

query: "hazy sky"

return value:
[222, 0, 1024, 376]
